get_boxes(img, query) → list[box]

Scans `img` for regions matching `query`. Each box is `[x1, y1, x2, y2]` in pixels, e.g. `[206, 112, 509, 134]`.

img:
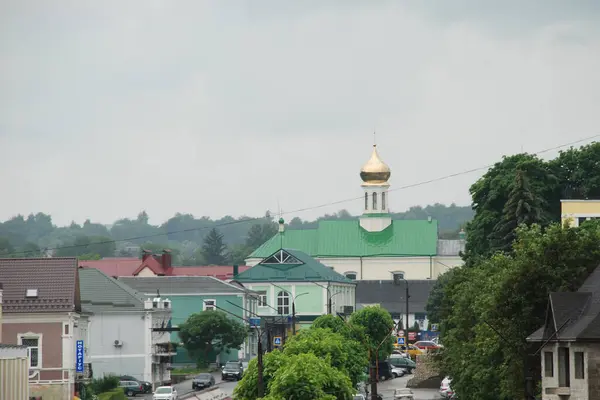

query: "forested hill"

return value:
[0, 203, 473, 265]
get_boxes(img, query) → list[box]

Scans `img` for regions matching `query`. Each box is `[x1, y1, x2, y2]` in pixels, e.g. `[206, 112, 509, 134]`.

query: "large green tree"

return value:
[432, 221, 600, 400]
[178, 310, 247, 366]
[200, 228, 229, 265]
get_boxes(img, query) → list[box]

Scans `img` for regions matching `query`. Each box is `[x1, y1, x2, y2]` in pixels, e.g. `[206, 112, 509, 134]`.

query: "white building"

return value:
[246, 144, 465, 281]
[79, 268, 173, 388]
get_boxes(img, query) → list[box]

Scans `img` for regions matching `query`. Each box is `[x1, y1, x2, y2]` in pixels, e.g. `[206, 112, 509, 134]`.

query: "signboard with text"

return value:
[408, 332, 416, 341]
[76, 340, 84, 373]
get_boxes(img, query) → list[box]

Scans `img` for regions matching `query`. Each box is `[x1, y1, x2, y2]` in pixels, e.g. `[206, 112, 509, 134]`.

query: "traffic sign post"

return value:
[76, 340, 84, 373]
[273, 336, 282, 346]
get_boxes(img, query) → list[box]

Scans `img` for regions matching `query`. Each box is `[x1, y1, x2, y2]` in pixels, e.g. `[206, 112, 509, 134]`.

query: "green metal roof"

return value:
[79, 268, 145, 313]
[248, 219, 438, 259]
[235, 249, 354, 283]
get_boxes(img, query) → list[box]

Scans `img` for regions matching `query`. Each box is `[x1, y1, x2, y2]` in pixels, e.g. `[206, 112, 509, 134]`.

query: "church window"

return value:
[277, 291, 290, 315]
[344, 272, 357, 280]
[372, 192, 378, 210]
[382, 192, 386, 209]
[365, 193, 368, 210]
[392, 271, 405, 284]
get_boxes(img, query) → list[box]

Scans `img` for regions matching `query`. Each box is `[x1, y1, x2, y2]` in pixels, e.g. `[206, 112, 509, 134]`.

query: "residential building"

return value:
[234, 248, 356, 340]
[527, 264, 600, 400]
[118, 276, 258, 364]
[79, 251, 250, 279]
[561, 199, 600, 227]
[78, 268, 173, 388]
[355, 279, 436, 333]
[245, 144, 465, 280]
[0, 258, 88, 400]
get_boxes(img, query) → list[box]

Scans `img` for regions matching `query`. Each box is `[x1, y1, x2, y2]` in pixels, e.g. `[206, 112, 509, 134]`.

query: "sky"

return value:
[1, 0, 600, 226]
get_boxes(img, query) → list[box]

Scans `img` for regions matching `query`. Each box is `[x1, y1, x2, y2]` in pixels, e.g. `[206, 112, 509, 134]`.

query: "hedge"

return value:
[98, 389, 126, 400]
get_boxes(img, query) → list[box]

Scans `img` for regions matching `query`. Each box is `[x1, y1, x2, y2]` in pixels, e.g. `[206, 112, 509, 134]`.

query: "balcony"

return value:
[153, 342, 178, 357]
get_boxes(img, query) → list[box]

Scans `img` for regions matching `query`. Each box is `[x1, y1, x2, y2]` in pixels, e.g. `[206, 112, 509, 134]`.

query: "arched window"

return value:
[277, 291, 290, 315]
[344, 272, 357, 280]
[372, 192, 378, 210]
[364, 193, 369, 210]
[382, 192, 386, 210]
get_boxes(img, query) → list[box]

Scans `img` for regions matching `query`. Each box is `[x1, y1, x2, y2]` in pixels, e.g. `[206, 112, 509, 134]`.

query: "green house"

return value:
[234, 248, 356, 335]
[119, 276, 258, 365]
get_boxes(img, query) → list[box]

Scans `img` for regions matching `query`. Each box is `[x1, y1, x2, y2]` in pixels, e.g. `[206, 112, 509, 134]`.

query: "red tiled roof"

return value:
[132, 255, 167, 276]
[78, 257, 140, 277]
[171, 265, 250, 278]
[0, 258, 80, 314]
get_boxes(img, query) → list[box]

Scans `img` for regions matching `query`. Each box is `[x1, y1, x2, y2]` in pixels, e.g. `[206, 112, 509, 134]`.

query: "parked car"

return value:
[440, 376, 452, 398]
[413, 341, 440, 351]
[192, 373, 215, 390]
[376, 361, 394, 381]
[394, 388, 414, 399]
[398, 345, 423, 358]
[222, 361, 243, 381]
[388, 357, 416, 373]
[391, 366, 406, 378]
[118, 376, 152, 393]
[118, 380, 145, 397]
[153, 386, 178, 400]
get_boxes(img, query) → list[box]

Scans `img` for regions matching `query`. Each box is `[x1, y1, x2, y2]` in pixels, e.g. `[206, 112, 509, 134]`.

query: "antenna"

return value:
[373, 129, 377, 147]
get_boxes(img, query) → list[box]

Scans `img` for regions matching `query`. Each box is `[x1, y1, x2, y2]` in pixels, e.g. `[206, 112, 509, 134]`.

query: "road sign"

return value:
[408, 332, 416, 341]
[431, 324, 439, 332]
[273, 336, 282, 346]
[397, 337, 405, 345]
[76, 340, 84, 373]
[249, 318, 261, 328]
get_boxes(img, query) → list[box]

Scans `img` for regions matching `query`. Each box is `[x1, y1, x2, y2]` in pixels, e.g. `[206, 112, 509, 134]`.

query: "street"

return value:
[127, 373, 236, 399]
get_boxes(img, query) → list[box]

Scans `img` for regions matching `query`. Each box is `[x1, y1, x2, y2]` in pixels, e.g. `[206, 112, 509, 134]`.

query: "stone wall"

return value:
[406, 354, 443, 389]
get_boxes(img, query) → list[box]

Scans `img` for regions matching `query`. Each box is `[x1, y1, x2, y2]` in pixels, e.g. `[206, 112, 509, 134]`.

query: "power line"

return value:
[8, 134, 599, 256]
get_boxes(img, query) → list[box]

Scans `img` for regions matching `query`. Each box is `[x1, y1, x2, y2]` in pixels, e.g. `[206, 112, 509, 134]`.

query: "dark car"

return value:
[118, 376, 152, 393]
[193, 373, 215, 390]
[221, 361, 243, 381]
[388, 357, 416, 374]
[118, 380, 145, 397]
[376, 361, 394, 382]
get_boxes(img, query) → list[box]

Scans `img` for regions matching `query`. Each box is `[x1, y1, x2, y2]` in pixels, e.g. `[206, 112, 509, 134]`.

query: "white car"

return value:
[153, 386, 178, 400]
[440, 376, 452, 398]
[393, 388, 414, 399]
[391, 366, 406, 378]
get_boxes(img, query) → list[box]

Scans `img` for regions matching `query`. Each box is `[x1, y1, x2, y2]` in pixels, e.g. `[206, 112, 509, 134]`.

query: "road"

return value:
[128, 373, 237, 400]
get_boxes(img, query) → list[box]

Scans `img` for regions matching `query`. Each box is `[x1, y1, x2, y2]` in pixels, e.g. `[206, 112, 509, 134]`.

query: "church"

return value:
[245, 144, 465, 281]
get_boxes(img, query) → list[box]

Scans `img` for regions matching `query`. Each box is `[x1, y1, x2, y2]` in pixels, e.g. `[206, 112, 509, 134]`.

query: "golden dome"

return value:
[360, 144, 391, 184]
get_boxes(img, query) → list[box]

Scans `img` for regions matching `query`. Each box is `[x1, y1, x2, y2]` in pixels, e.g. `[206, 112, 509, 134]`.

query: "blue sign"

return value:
[249, 318, 261, 328]
[273, 336, 282, 346]
[76, 340, 84, 373]
[397, 337, 405, 345]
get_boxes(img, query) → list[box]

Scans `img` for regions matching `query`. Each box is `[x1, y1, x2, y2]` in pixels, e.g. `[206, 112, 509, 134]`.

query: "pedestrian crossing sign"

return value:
[273, 336, 282, 346]
[397, 337, 405, 345]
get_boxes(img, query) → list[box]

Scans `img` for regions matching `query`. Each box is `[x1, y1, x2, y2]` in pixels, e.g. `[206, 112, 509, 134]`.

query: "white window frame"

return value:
[256, 290, 268, 307]
[203, 299, 216, 311]
[18, 332, 42, 370]
[277, 291, 290, 315]
[344, 271, 358, 280]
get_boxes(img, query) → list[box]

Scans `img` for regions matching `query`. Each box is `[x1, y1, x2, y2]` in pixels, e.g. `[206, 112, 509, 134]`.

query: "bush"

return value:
[89, 375, 119, 394]
[98, 389, 126, 400]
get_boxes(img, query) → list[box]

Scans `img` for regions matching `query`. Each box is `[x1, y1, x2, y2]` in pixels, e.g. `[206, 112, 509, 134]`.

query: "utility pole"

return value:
[257, 339, 264, 397]
[405, 281, 410, 344]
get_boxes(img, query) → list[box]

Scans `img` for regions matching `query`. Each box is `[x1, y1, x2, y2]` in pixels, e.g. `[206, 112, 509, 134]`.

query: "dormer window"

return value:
[344, 272, 357, 280]
[26, 289, 38, 298]
[203, 299, 216, 311]
[392, 272, 405, 284]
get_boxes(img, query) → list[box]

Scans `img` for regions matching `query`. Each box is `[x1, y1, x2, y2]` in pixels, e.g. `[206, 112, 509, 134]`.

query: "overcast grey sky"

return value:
[1, 1, 600, 226]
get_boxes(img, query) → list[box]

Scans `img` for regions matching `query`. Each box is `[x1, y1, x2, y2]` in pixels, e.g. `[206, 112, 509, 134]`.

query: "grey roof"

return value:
[118, 276, 251, 295]
[528, 265, 600, 342]
[355, 280, 436, 314]
[0, 258, 80, 314]
[78, 268, 145, 313]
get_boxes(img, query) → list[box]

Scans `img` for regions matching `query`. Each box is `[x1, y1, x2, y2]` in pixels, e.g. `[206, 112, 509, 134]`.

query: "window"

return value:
[203, 299, 216, 311]
[544, 351, 554, 377]
[64, 324, 70, 335]
[277, 291, 290, 315]
[345, 272, 357, 280]
[558, 347, 570, 387]
[414, 313, 426, 321]
[365, 193, 368, 210]
[372, 192, 378, 210]
[574, 351, 585, 379]
[257, 291, 267, 307]
[382, 192, 386, 210]
[392, 272, 405, 284]
[18, 334, 41, 369]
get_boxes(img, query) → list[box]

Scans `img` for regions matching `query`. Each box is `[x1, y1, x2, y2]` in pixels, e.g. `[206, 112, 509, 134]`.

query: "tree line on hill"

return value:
[0, 203, 473, 265]
[426, 142, 600, 399]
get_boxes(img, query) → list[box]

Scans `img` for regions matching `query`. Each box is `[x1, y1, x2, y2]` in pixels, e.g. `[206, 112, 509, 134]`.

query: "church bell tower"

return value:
[359, 143, 392, 232]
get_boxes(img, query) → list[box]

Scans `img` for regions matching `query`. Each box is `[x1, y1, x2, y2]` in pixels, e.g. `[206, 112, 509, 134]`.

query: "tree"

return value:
[201, 228, 229, 265]
[349, 306, 395, 361]
[234, 350, 288, 400]
[490, 169, 546, 253]
[0, 237, 14, 257]
[178, 310, 246, 366]
[435, 221, 600, 399]
[245, 222, 277, 250]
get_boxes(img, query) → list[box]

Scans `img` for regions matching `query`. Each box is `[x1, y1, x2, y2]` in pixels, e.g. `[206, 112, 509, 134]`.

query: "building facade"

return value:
[561, 199, 600, 227]
[0, 258, 88, 400]
[79, 268, 173, 387]
[119, 276, 258, 364]
[246, 145, 464, 280]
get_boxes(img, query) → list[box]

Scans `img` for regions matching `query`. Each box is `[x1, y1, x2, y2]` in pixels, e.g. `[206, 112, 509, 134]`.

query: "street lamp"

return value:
[311, 281, 342, 314]
[394, 277, 410, 346]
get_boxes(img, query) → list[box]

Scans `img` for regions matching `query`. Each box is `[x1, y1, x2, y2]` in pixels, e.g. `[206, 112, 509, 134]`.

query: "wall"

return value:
[169, 294, 246, 365]
[561, 200, 600, 227]
[88, 312, 146, 381]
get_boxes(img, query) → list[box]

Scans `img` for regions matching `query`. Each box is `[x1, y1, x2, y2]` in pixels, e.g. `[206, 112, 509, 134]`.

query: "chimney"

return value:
[0, 282, 3, 342]
[162, 249, 172, 273]
[233, 265, 239, 277]
[142, 249, 152, 262]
